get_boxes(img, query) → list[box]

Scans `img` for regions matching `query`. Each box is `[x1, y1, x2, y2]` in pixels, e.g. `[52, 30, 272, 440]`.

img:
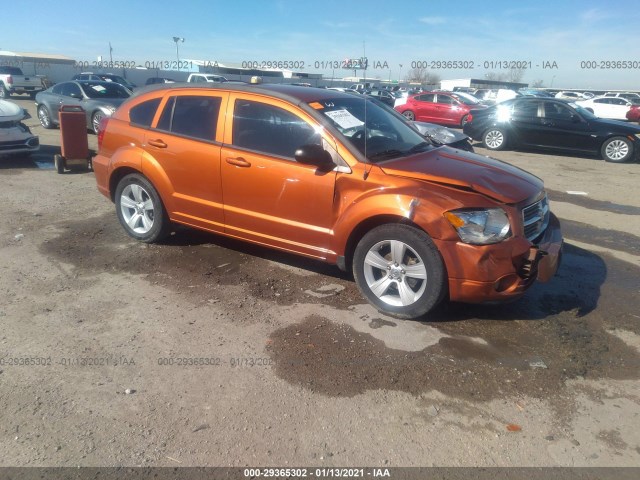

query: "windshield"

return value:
[569, 103, 598, 120]
[311, 97, 433, 162]
[80, 82, 130, 99]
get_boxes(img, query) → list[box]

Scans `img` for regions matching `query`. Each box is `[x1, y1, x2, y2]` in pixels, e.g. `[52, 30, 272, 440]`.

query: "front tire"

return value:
[115, 173, 170, 243]
[460, 114, 469, 127]
[0, 85, 9, 99]
[353, 224, 446, 319]
[601, 136, 633, 163]
[483, 127, 507, 150]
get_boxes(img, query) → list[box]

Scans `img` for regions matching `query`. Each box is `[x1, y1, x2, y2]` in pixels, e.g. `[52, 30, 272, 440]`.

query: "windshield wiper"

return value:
[368, 149, 404, 160]
[405, 141, 433, 155]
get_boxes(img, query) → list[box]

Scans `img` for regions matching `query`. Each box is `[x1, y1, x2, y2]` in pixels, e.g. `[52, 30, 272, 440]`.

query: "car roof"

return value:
[129, 82, 359, 105]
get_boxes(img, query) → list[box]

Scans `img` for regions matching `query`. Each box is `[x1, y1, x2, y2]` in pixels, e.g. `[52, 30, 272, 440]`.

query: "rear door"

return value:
[220, 94, 337, 259]
[509, 99, 543, 146]
[433, 94, 455, 125]
[142, 91, 229, 232]
[414, 94, 435, 121]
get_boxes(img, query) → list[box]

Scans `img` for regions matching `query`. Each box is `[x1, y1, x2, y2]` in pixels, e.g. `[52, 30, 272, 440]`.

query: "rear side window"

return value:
[129, 98, 161, 127]
[513, 101, 539, 118]
[416, 94, 435, 102]
[232, 100, 319, 159]
[155, 95, 221, 141]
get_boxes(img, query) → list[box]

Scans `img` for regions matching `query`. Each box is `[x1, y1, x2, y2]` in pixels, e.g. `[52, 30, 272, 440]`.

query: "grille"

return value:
[522, 194, 549, 242]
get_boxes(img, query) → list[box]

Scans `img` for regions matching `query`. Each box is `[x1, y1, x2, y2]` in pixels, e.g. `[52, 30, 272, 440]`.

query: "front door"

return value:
[220, 95, 337, 259]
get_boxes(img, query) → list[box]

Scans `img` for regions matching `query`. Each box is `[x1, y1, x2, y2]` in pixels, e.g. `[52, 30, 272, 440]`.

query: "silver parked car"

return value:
[35, 80, 130, 134]
[0, 99, 39, 157]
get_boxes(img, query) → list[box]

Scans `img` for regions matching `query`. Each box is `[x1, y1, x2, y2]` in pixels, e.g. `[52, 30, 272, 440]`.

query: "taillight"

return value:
[97, 117, 109, 150]
[7, 75, 13, 85]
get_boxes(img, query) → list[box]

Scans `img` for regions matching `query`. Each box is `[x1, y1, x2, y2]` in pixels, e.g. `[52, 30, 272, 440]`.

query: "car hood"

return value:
[380, 149, 543, 204]
[0, 99, 26, 122]
[588, 116, 640, 132]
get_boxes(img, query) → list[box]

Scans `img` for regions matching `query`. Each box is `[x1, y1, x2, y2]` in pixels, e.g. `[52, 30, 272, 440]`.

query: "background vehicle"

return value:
[145, 77, 176, 85]
[627, 105, 640, 123]
[575, 96, 634, 120]
[72, 72, 137, 91]
[395, 91, 487, 126]
[35, 80, 131, 134]
[0, 99, 39, 157]
[555, 91, 585, 100]
[0, 66, 44, 99]
[463, 97, 640, 163]
[186, 73, 228, 83]
[411, 121, 474, 152]
[366, 89, 398, 107]
[93, 84, 561, 319]
[604, 92, 640, 101]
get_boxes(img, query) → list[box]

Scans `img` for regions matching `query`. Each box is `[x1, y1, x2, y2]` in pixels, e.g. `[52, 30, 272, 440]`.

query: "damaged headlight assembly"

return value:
[444, 208, 511, 245]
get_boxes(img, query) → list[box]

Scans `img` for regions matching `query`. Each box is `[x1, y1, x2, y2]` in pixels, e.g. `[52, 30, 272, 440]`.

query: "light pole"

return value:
[551, 75, 556, 87]
[173, 36, 184, 65]
[398, 64, 403, 84]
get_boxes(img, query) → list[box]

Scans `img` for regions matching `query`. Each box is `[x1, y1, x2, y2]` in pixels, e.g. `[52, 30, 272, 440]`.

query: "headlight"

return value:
[634, 134, 640, 141]
[444, 208, 511, 245]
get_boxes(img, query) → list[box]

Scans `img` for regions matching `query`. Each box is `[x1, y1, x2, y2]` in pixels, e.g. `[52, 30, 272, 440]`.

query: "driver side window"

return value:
[232, 100, 320, 160]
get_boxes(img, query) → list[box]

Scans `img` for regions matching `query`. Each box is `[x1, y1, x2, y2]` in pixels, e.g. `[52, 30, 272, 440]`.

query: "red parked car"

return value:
[626, 104, 640, 123]
[395, 91, 487, 127]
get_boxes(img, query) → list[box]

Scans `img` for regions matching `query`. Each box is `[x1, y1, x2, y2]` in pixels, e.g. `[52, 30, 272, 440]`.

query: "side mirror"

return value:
[571, 114, 581, 123]
[69, 92, 82, 99]
[294, 144, 335, 169]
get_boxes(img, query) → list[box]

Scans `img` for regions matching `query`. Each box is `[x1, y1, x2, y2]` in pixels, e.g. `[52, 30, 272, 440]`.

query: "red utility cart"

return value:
[54, 105, 92, 174]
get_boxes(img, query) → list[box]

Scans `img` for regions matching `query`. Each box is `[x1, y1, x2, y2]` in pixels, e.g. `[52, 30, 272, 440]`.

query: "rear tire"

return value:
[402, 110, 415, 121]
[353, 224, 446, 319]
[115, 173, 170, 243]
[460, 114, 469, 127]
[91, 111, 105, 135]
[38, 105, 54, 129]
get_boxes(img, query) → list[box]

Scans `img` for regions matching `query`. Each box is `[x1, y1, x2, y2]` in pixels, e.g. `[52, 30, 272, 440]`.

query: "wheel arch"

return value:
[340, 214, 427, 272]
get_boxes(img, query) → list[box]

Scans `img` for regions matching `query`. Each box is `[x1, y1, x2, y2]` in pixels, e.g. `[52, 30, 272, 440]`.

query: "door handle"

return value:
[147, 139, 167, 148]
[542, 121, 555, 127]
[226, 157, 251, 167]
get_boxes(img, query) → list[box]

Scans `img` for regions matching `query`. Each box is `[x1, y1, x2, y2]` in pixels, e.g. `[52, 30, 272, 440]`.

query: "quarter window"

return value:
[155, 95, 221, 141]
[129, 98, 161, 127]
[232, 100, 319, 159]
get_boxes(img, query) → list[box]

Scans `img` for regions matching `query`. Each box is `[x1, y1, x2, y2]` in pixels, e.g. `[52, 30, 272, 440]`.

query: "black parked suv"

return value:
[463, 97, 640, 163]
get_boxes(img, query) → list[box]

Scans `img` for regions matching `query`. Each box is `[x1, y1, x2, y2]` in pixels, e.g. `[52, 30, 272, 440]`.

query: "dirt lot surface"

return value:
[1, 97, 639, 469]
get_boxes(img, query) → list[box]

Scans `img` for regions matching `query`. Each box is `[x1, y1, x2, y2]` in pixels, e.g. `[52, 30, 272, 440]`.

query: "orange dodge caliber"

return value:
[93, 83, 562, 319]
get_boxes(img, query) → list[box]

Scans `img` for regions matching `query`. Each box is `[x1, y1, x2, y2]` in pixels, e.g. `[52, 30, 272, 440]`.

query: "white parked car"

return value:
[0, 99, 39, 157]
[604, 92, 640, 102]
[554, 91, 585, 100]
[575, 96, 634, 120]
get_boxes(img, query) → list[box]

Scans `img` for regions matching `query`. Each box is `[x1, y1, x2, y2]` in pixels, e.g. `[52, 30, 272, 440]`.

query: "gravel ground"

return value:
[0, 97, 639, 470]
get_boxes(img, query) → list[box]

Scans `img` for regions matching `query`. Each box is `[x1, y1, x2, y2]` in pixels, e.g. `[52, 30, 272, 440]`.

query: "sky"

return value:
[3, 0, 640, 90]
